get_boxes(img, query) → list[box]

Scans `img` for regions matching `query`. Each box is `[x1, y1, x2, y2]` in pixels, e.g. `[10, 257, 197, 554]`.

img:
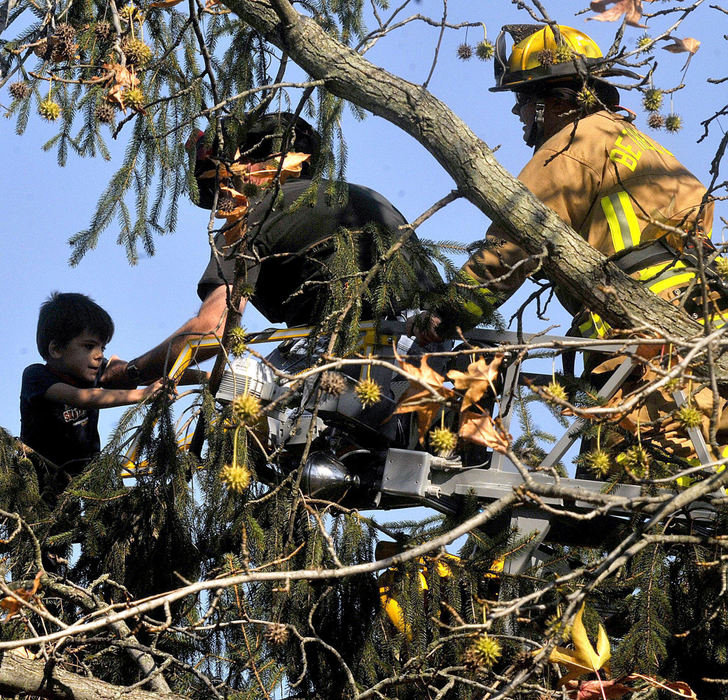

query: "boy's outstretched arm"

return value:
[45, 378, 169, 409]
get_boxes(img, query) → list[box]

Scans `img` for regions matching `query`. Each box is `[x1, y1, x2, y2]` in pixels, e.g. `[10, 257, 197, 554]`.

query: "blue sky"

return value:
[1, 1, 725, 448]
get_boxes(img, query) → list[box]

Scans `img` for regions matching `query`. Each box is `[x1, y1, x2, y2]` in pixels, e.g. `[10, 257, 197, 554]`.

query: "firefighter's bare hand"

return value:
[407, 311, 443, 345]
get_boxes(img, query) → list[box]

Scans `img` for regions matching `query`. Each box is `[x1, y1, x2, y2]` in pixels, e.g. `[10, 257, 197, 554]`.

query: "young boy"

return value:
[20, 292, 166, 481]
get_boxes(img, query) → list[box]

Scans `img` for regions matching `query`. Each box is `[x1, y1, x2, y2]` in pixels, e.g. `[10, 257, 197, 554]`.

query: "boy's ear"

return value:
[48, 341, 64, 359]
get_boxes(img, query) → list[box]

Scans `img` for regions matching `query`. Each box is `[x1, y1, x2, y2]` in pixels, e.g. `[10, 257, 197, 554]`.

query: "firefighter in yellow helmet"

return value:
[414, 24, 728, 468]
[492, 24, 619, 148]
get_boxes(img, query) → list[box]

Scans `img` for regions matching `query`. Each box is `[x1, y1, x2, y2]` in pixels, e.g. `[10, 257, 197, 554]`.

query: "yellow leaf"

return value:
[596, 623, 610, 665]
[377, 548, 461, 639]
[548, 603, 611, 686]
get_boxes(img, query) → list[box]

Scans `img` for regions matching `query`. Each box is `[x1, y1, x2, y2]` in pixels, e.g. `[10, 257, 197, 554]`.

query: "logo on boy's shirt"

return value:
[62, 405, 88, 426]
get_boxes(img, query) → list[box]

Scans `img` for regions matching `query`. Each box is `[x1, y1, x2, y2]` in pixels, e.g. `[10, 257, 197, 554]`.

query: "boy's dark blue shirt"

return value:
[20, 364, 101, 473]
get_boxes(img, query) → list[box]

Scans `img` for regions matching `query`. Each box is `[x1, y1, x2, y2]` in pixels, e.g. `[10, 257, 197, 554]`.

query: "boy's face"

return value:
[48, 332, 106, 384]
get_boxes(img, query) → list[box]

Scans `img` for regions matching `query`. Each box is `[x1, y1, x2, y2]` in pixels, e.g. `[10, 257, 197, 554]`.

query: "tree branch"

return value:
[0, 650, 185, 700]
[224, 0, 728, 376]
[47, 578, 174, 695]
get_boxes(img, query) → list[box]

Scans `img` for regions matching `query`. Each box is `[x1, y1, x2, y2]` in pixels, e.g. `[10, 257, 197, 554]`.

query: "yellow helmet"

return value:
[492, 24, 611, 94]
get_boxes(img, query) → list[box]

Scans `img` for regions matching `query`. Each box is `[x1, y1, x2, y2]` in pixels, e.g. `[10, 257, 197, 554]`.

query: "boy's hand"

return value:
[143, 378, 177, 401]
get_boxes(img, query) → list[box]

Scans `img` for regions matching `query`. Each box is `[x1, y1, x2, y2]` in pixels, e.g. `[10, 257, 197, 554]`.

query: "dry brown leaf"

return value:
[200, 153, 311, 186]
[570, 679, 632, 699]
[662, 36, 700, 54]
[211, 184, 249, 244]
[102, 63, 139, 90]
[568, 674, 696, 700]
[217, 184, 248, 217]
[459, 410, 511, 453]
[1, 571, 43, 622]
[102, 62, 140, 110]
[392, 352, 453, 443]
[204, 1, 229, 13]
[106, 84, 125, 109]
[660, 681, 696, 698]
[627, 674, 697, 698]
[201, 153, 311, 244]
[230, 153, 311, 186]
[447, 354, 503, 412]
[9, 646, 38, 660]
[148, 0, 185, 7]
[197, 164, 233, 181]
[588, 0, 648, 28]
[393, 350, 447, 393]
[221, 220, 246, 246]
[393, 392, 443, 444]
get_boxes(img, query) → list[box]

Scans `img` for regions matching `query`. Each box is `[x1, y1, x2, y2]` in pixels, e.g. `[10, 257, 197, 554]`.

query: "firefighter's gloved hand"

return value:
[407, 311, 443, 345]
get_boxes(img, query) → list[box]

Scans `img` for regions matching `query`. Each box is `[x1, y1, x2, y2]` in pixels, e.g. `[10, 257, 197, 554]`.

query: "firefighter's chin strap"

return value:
[526, 99, 546, 149]
[524, 85, 629, 150]
[526, 86, 576, 149]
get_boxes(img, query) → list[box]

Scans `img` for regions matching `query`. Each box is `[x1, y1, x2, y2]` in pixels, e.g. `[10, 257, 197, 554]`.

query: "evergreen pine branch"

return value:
[68, 140, 138, 263]
[613, 538, 671, 677]
[10, 83, 34, 134]
[430, 239, 473, 254]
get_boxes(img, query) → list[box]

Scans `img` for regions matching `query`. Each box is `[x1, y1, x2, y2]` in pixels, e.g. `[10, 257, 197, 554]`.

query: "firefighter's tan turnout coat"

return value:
[457, 110, 728, 465]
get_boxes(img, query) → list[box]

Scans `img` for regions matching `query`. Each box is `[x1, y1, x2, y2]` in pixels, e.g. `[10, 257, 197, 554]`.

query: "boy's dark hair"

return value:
[36, 292, 114, 360]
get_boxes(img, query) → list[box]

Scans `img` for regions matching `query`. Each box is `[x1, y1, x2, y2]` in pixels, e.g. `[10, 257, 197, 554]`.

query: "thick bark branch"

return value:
[225, 0, 728, 376]
[47, 579, 173, 694]
[0, 651, 185, 700]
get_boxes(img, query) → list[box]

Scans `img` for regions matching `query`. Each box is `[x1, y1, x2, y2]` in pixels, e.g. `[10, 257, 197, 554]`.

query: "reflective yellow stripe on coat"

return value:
[578, 311, 611, 339]
[601, 191, 641, 253]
